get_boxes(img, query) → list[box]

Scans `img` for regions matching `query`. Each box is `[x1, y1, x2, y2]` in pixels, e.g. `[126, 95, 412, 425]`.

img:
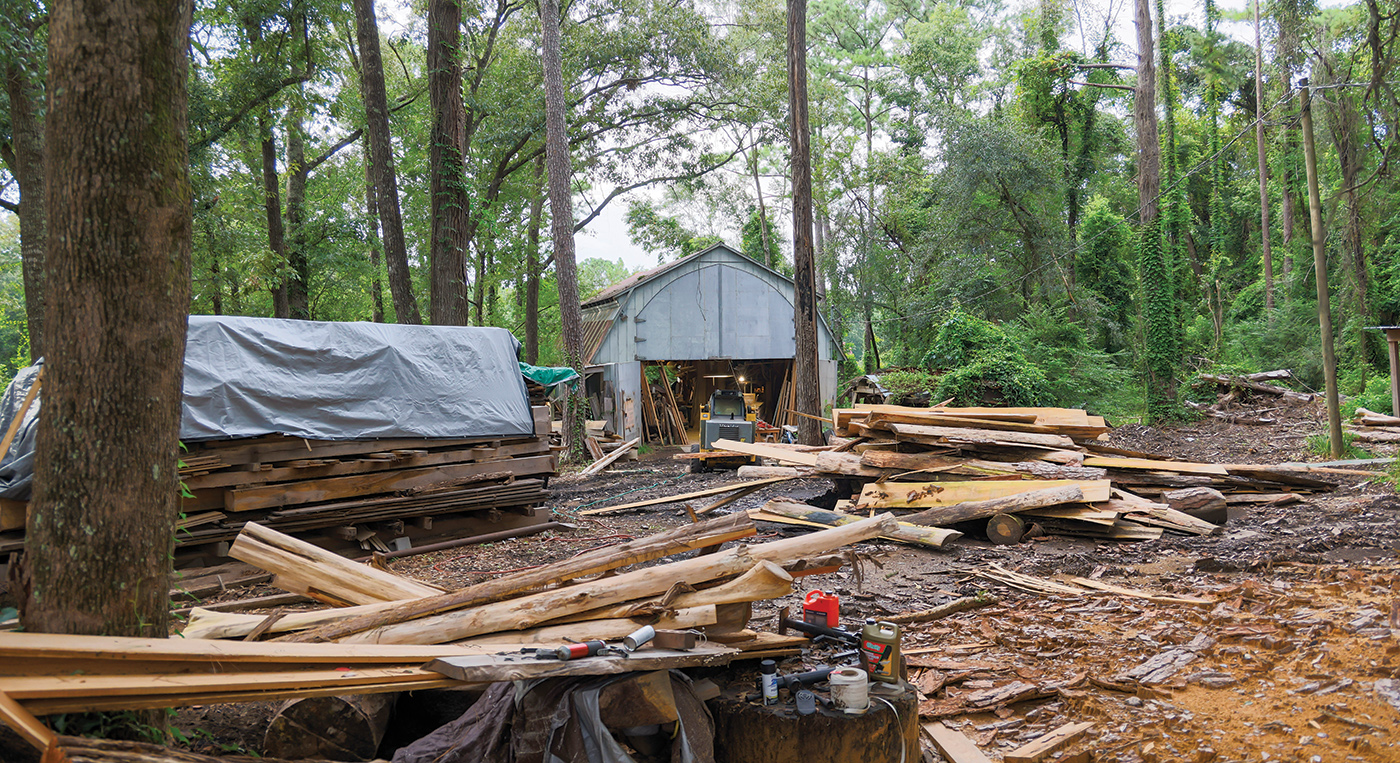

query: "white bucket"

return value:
[829, 667, 869, 714]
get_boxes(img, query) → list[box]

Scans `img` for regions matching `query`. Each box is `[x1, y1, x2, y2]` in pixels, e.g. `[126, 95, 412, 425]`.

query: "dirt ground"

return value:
[161, 405, 1399, 762]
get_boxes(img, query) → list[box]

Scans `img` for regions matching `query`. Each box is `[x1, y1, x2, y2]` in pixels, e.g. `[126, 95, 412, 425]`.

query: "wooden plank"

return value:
[425, 644, 736, 683]
[858, 479, 1111, 509]
[0, 631, 476, 668]
[901, 485, 1087, 527]
[283, 513, 758, 643]
[752, 502, 961, 549]
[694, 485, 764, 515]
[580, 438, 641, 476]
[186, 435, 504, 468]
[1083, 456, 1228, 476]
[712, 439, 820, 466]
[0, 690, 55, 752]
[20, 677, 464, 716]
[865, 411, 1109, 438]
[579, 477, 795, 516]
[922, 721, 995, 763]
[0, 499, 27, 532]
[1003, 721, 1095, 763]
[230, 522, 444, 605]
[184, 439, 551, 490]
[585, 437, 606, 461]
[0, 667, 454, 700]
[878, 423, 1076, 450]
[854, 404, 1092, 427]
[223, 454, 554, 512]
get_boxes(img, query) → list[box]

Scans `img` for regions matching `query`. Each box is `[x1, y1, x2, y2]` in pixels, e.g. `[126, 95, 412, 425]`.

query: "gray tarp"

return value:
[181, 316, 534, 441]
[0, 317, 535, 499]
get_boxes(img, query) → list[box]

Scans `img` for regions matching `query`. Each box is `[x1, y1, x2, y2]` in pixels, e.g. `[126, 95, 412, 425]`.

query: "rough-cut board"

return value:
[753, 501, 962, 548]
[923, 721, 995, 763]
[580, 437, 641, 475]
[0, 690, 54, 751]
[230, 522, 443, 605]
[425, 644, 737, 683]
[1083, 456, 1228, 476]
[579, 477, 795, 515]
[223, 454, 555, 512]
[1003, 722, 1095, 763]
[875, 423, 1075, 450]
[858, 479, 1111, 509]
[711, 439, 820, 466]
[0, 667, 452, 701]
[900, 485, 1086, 527]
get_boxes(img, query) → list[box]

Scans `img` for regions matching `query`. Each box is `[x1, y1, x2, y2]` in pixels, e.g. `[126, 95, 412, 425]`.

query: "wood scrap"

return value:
[922, 721, 995, 763]
[1003, 722, 1095, 763]
[754, 500, 962, 548]
[580, 437, 641, 475]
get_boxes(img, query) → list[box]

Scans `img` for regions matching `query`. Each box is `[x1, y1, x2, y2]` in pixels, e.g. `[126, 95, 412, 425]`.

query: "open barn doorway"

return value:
[634, 359, 799, 447]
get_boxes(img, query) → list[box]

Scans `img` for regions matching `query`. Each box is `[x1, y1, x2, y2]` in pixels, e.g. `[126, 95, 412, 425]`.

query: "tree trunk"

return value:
[258, 115, 290, 319]
[540, 0, 588, 462]
[788, 0, 821, 446]
[525, 156, 545, 364]
[353, 0, 422, 325]
[3, 59, 46, 362]
[285, 108, 310, 320]
[363, 135, 386, 323]
[23, 0, 193, 639]
[1254, 0, 1274, 312]
[428, 0, 469, 326]
[1133, 0, 1160, 225]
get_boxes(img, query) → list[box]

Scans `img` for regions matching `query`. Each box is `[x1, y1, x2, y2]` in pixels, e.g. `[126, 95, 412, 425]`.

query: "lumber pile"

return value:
[0, 406, 557, 558]
[726, 404, 1338, 545]
[1347, 406, 1400, 444]
[639, 362, 690, 447]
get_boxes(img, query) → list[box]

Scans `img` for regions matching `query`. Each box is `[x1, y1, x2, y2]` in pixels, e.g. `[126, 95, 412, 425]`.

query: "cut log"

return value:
[1353, 407, 1400, 426]
[860, 479, 1108, 510]
[710, 682, 919, 763]
[1162, 487, 1227, 524]
[1184, 401, 1276, 425]
[1343, 426, 1400, 443]
[1247, 370, 1292, 382]
[230, 523, 443, 606]
[901, 485, 1086, 527]
[264, 693, 394, 762]
[756, 500, 962, 548]
[1199, 373, 1314, 402]
[812, 451, 888, 478]
[986, 513, 1026, 544]
[580, 437, 641, 475]
[339, 514, 898, 644]
[282, 512, 756, 643]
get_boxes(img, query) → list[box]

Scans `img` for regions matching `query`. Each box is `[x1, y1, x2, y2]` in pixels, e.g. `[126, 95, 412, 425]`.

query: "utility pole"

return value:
[1254, 0, 1274, 313]
[1299, 78, 1343, 458]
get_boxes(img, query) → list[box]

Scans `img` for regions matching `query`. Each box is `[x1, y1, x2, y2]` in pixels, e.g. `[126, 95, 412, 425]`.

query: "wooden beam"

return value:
[712, 439, 819, 466]
[0, 690, 55, 752]
[579, 477, 795, 516]
[580, 437, 641, 476]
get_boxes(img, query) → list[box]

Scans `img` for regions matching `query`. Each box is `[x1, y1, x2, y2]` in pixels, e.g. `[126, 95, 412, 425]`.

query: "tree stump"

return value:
[264, 693, 395, 761]
[709, 680, 918, 763]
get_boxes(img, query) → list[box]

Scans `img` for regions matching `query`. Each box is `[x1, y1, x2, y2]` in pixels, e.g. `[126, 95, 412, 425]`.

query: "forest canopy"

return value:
[3, 0, 1399, 423]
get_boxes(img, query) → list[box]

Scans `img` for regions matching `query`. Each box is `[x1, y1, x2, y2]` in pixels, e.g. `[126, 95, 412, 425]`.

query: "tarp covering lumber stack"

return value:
[0, 317, 559, 556]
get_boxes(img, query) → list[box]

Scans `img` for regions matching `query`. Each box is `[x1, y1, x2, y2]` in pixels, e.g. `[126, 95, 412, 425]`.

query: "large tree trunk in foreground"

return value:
[788, 0, 822, 446]
[540, 0, 587, 462]
[258, 114, 290, 319]
[22, 0, 193, 638]
[4, 58, 46, 362]
[524, 156, 545, 364]
[428, 0, 469, 326]
[353, 0, 422, 325]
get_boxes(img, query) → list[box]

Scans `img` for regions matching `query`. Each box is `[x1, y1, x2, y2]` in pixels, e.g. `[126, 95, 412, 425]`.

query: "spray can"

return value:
[802, 590, 840, 628]
[859, 618, 901, 684]
[758, 660, 779, 705]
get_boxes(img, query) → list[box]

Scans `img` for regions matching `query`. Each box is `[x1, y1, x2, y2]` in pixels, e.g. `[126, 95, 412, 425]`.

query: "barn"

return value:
[580, 243, 840, 442]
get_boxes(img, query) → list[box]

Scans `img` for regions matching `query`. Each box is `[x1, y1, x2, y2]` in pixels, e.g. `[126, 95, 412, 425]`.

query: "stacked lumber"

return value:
[640, 363, 690, 447]
[714, 404, 1337, 545]
[178, 514, 894, 646]
[0, 406, 557, 558]
[1347, 406, 1400, 444]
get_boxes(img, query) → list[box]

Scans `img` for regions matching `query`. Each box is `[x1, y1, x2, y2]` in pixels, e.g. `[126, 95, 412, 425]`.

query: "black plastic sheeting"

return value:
[0, 316, 535, 500]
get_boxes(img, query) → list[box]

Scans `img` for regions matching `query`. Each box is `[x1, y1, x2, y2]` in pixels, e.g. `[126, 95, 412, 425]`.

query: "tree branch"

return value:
[1068, 80, 1135, 91]
[0, 198, 18, 214]
[192, 74, 312, 152]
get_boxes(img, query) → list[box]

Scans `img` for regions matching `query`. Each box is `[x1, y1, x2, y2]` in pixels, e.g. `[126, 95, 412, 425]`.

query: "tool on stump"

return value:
[777, 606, 861, 646]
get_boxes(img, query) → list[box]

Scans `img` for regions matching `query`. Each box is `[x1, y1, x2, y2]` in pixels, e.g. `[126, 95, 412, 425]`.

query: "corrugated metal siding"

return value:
[588, 246, 837, 364]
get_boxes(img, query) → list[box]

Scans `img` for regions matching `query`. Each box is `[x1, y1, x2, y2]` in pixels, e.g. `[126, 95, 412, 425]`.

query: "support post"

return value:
[1387, 328, 1400, 416]
[1299, 79, 1343, 458]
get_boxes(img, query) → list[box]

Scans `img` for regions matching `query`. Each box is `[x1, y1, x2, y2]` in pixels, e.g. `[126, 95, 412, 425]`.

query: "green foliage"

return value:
[1010, 304, 1136, 413]
[922, 307, 1019, 369]
[1075, 196, 1135, 351]
[922, 308, 1054, 407]
[1306, 432, 1370, 460]
[877, 369, 938, 405]
[1138, 218, 1180, 423]
[1347, 374, 1393, 417]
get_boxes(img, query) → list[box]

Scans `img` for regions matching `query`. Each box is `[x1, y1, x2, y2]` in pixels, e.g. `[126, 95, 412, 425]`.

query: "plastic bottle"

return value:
[802, 589, 840, 628]
[759, 659, 778, 704]
[859, 618, 901, 684]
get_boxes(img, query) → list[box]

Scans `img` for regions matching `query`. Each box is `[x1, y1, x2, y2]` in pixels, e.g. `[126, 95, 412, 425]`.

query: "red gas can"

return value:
[802, 590, 840, 628]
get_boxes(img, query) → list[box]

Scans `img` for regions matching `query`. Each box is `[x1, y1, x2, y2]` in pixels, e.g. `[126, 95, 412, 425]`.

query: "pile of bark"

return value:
[1186, 370, 1315, 425]
[0, 405, 558, 559]
[655, 405, 1338, 546]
